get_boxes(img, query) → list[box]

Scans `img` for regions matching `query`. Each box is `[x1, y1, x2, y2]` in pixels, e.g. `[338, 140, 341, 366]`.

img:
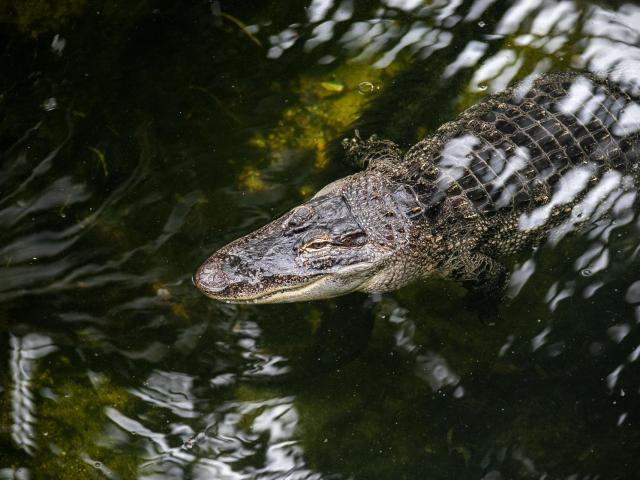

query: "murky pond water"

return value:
[2, 1, 640, 478]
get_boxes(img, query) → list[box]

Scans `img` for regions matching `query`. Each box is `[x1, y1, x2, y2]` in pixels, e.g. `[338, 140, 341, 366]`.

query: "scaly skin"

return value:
[196, 72, 640, 303]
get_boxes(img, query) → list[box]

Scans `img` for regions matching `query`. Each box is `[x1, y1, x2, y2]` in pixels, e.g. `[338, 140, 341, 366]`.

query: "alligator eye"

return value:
[302, 239, 332, 251]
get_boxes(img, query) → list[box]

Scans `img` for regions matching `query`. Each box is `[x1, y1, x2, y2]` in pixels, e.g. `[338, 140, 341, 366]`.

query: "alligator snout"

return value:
[194, 259, 229, 294]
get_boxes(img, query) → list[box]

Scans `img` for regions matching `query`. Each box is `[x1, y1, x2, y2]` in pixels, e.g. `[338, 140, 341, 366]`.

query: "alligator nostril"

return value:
[195, 263, 229, 294]
[226, 255, 242, 268]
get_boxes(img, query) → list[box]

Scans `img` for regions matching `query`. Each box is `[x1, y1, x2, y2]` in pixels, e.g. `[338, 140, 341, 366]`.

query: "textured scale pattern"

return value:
[360, 71, 640, 291]
[404, 73, 640, 221]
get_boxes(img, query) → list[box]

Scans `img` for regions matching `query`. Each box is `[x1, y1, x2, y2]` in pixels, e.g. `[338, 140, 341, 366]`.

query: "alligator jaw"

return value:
[194, 249, 378, 304]
[195, 272, 328, 304]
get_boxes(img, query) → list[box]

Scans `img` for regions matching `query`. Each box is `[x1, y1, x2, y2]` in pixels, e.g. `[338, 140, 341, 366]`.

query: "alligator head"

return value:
[195, 170, 426, 303]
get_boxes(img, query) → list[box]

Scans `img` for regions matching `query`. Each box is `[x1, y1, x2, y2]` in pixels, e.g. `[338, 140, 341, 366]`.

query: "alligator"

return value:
[195, 72, 640, 303]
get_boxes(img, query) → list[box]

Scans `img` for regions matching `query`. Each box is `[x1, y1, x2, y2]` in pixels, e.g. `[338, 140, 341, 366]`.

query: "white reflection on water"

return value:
[382, 298, 462, 393]
[307, 0, 335, 23]
[443, 40, 488, 79]
[437, 134, 478, 185]
[461, 1, 640, 98]
[608, 324, 631, 343]
[544, 281, 575, 312]
[531, 326, 550, 351]
[583, 5, 640, 96]
[9, 334, 57, 455]
[492, 147, 529, 207]
[106, 406, 171, 453]
[0, 125, 155, 303]
[131, 370, 198, 419]
[519, 165, 594, 231]
[549, 172, 631, 245]
[270, 0, 463, 65]
[135, 396, 320, 479]
[470, 49, 523, 93]
[507, 258, 536, 297]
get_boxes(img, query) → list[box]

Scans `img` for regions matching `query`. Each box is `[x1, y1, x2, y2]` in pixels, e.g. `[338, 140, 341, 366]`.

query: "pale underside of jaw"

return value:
[208, 268, 376, 304]
[207, 274, 330, 304]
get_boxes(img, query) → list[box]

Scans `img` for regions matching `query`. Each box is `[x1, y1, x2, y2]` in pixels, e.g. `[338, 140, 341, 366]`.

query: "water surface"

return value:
[2, 0, 640, 478]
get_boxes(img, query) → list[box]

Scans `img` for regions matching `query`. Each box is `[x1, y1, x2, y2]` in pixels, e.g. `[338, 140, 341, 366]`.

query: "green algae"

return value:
[34, 377, 138, 479]
[0, 358, 139, 479]
[238, 166, 268, 193]
[248, 61, 403, 171]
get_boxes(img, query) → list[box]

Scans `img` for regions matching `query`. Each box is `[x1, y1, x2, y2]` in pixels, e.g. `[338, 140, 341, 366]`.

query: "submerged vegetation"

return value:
[0, 348, 138, 478]
[248, 60, 400, 171]
[36, 378, 138, 478]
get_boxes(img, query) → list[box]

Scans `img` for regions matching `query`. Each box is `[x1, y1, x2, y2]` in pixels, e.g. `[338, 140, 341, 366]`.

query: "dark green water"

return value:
[2, 1, 640, 478]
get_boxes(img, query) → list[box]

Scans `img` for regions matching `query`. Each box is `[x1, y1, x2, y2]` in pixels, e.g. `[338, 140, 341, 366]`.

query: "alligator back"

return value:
[399, 72, 640, 258]
[406, 73, 640, 214]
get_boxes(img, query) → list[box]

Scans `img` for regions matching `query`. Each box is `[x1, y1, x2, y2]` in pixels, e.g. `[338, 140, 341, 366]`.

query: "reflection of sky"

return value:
[384, 297, 463, 394]
[135, 396, 313, 479]
[268, 0, 640, 103]
[131, 370, 198, 419]
[9, 334, 57, 455]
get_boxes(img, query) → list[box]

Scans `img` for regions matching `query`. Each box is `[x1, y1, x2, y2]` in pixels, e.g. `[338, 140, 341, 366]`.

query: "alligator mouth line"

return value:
[202, 274, 328, 304]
